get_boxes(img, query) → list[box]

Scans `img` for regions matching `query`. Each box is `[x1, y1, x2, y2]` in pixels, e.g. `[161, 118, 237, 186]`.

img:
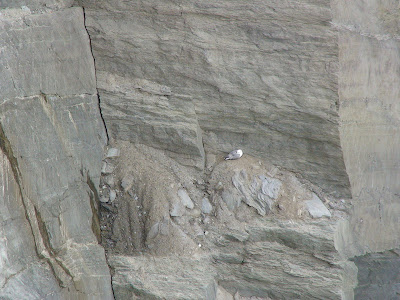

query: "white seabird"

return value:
[224, 149, 243, 160]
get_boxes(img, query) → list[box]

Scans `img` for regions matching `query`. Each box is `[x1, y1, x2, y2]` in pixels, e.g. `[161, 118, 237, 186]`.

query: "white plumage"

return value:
[224, 149, 243, 160]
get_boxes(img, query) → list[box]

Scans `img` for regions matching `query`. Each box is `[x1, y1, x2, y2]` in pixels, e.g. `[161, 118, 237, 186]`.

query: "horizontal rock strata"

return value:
[84, 0, 351, 197]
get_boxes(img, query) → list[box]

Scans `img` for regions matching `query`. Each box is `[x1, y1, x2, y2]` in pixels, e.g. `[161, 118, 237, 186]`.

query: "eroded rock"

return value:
[178, 189, 194, 210]
[305, 194, 331, 219]
[201, 197, 213, 214]
[0, 6, 112, 299]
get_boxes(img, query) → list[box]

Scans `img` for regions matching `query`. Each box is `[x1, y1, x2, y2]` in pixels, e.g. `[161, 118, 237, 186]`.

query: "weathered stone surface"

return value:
[101, 161, 115, 174]
[211, 220, 356, 299]
[178, 188, 194, 210]
[0, 0, 74, 10]
[170, 202, 185, 217]
[106, 147, 120, 158]
[84, 0, 351, 197]
[333, 0, 400, 258]
[260, 175, 282, 200]
[110, 255, 217, 300]
[353, 249, 400, 299]
[221, 191, 240, 211]
[2, 0, 400, 298]
[329, 0, 400, 297]
[0, 152, 63, 299]
[201, 197, 213, 214]
[305, 194, 332, 219]
[0, 6, 112, 299]
[0, 9, 96, 98]
[99, 141, 356, 299]
[231, 170, 282, 216]
[109, 189, 117, 202]
[96, 71, 205, 169]
[108, 219, 357, 300]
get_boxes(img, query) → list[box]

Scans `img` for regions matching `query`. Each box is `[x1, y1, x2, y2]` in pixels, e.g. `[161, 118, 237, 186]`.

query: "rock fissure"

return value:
[87, 173, 102, 244]
[0, 0, 399, 298]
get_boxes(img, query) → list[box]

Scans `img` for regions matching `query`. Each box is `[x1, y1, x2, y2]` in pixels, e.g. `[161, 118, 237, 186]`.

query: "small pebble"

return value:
[109, 190, 117, 202]
[101, 162, 114, 174]
[106, 148, 120, 158]
[215, 182, 223, 190]
[178, 189, 194, 209]
[201, 197, 213, 214]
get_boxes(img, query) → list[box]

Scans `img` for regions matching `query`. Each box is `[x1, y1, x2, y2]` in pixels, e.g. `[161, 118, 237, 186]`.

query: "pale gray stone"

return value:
[201, 197, 213, 214]
[257, 193, 274, 213]
[221, 191, 241, 211]
[178, 189, 194, 209]
[260, 175, 282, 200]
[103, 175, 115, 187]
[101, 161, 114, 174]
[100, 196, 109, 203]
[106, 147, 120, 158]
[332, 0, 400, 264]
[148, 222, 160, 240]
[305, 194, 331, 219]
[109, 220, 356, 299]
[170, 202, 185, 217]
[109, 255, 217, 300]
[0, 0, 75, 10]
[3, 0, 398, 298]
[96, 72, 205, 169]
[109, 190, 117, 202]
[159, 219, 170, 236]
[120, 175, 134, 191]
[84, 0, 351, 197]
[232, 171, 273, 216]
[0, 6, 112, 299]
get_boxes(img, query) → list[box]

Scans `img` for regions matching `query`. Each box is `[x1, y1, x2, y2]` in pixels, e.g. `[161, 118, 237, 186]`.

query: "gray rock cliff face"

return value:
[334, 0, 400, 256]
[333, 0, 400, 297]
[0, 0, 399, 299]
[0, 4, 112, 299]
[83, 0, 350, 197]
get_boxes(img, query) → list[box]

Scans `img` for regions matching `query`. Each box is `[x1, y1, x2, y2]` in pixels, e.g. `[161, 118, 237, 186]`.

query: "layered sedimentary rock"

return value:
[0, 5, 112, 299]
[98, 142, 356, 299]
[80, 0, 363, 298]
[334, 0, 400, 256]
[83, 0, 400, 298]
[0, 0, 399, 299]
[84, 0, 350, 197]
[332, 0, 400, 297]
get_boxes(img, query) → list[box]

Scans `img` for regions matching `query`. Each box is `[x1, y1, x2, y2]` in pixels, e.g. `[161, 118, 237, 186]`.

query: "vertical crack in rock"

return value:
[82, 7, 110, 143]
[86, 173, 102, 244]
[0, 123, 73, 288]
[33, 207, 55, 257]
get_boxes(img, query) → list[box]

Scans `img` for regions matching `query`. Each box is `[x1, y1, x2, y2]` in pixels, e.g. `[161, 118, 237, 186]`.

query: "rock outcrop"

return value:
[1, 0, 400, 299]
[83, 0, 350, 198]
[334, 0, 400, 256]
[0, 4, 112, 299]
[95, 141, 355, 299]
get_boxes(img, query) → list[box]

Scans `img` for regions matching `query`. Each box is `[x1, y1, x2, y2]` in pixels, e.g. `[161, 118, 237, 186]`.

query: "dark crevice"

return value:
[34, 207, 55, 257]
[82, 7, 110, 144]
[86, 173, 102, 244]
[0, 124, 41, 256]
[82, 7, 116, 299]
[47, 262, 65, 288]
[97, 93, 110, 142]
[0, 123, 75, 289]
